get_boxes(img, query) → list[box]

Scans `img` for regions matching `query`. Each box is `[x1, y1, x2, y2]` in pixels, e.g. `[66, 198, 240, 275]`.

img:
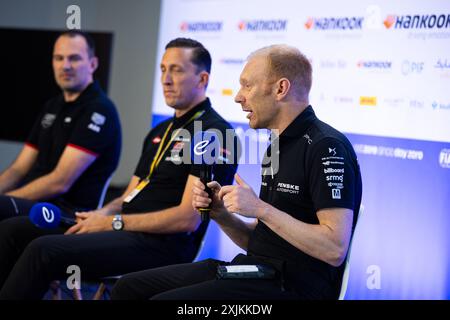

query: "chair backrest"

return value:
[338, 205, 364, 300]
[96, 174, 113, 209]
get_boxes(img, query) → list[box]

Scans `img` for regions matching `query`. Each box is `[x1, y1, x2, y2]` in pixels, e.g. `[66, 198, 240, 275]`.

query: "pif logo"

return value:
[439, 149, 450, 168]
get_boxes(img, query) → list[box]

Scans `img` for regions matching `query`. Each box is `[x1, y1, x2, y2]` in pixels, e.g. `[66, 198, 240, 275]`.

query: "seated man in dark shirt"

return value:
[0, 38, 238, 300]
[111, 44, 362, 300]
[0, 30, 121, 221]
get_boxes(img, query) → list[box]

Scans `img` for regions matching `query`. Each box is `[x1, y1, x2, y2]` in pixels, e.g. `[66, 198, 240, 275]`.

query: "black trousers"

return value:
[0, 195, 36, 221]
[111, 255, 300, 300]
[0, 216, 197, 300]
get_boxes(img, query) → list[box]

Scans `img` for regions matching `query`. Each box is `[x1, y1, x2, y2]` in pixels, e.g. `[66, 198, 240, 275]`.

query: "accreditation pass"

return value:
[123, 178, 149, 203]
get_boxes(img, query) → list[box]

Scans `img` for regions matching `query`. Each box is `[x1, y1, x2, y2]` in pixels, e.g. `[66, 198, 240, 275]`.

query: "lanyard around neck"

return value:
[146, 109, 205, 180]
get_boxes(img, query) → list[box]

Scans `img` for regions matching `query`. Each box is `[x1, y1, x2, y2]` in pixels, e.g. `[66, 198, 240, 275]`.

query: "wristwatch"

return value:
[112, 214, 124, 231]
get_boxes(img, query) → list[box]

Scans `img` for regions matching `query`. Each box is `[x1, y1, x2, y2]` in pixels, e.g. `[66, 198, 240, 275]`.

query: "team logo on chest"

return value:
[41, 113, 56, 129]
[276, 182, 300, 195]
[152, 136, 161, 144]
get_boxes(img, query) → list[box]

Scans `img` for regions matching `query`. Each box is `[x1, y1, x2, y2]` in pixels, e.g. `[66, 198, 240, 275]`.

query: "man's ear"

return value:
[198, 71, 209, 89]
[275, 78, 291, 101]
[90, 56, 99, 73]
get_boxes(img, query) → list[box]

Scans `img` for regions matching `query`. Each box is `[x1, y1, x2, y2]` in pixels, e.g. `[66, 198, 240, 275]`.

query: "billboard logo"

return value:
[238, 20, 288, 32]
[360, 96, 377, 106]
[180, 21, 222, 32]
[439, 149, 450, 168]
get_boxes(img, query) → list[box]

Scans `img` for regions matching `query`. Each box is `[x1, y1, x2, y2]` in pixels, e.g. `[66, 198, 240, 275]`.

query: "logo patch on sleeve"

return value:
[88, 112, 106, 133]
[41, 113, 56, 128]
[328, 147, 337, 156]
[91, 112, 106, 125]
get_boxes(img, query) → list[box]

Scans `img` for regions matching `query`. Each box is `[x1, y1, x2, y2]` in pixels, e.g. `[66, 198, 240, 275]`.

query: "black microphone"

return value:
[192, 131, 220, 221]
[198, 163, 213, 221]
[29, 202, 76, 229]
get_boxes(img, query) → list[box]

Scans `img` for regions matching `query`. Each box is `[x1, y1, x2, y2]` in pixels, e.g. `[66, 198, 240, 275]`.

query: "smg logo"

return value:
[439, 149, 450, 168]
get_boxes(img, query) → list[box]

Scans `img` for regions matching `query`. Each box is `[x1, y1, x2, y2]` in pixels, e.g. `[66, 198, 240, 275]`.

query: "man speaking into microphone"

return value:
[111, 44, 362, 300]
[0, 38, 238, 300]
[191, 130, 222, 222]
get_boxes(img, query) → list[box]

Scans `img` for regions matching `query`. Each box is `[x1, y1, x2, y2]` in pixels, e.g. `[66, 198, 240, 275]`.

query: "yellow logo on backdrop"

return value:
[360, 96, 377, 106]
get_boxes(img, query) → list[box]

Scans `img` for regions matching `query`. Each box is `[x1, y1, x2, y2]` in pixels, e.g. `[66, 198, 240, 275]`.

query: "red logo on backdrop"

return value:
[305, 18, 314, 29]
[152, 136, 161, 144]
[384, 15, 396, 28]
[180, 22, 188, 31]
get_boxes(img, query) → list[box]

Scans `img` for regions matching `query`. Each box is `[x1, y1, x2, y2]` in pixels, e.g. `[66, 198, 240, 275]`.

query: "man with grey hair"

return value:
[111, 44, 362, 300]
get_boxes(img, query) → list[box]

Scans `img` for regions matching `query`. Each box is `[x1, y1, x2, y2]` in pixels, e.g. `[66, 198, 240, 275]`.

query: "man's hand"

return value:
[65, 212, 112, 235]
[192, 178, 227, 219]
[218, 174, 266, 219]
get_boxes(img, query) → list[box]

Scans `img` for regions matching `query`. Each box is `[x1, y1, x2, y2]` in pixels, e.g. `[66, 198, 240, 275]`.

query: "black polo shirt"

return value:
[24, 81, 122, 211]
[122, 98, 238, 214]
[247, 105, 362, 299]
